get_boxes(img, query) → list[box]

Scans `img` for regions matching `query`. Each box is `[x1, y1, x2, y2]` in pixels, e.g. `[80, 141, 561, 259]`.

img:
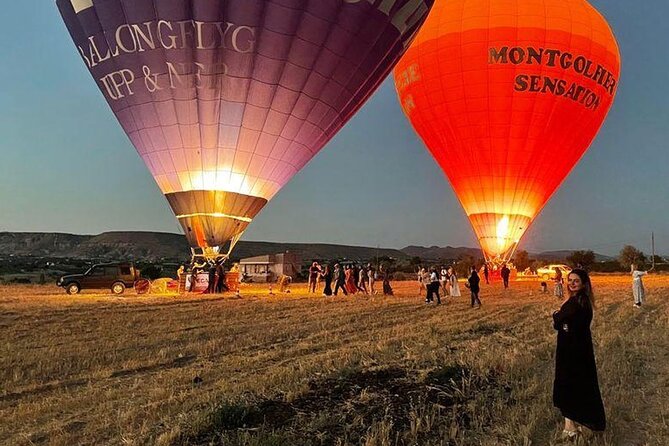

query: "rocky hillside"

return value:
[0, 232, 613, 263]
[0, 232, 407, 262]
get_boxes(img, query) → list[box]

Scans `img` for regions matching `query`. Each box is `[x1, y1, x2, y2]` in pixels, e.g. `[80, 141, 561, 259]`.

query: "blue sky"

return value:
[0, 1, 667, 256]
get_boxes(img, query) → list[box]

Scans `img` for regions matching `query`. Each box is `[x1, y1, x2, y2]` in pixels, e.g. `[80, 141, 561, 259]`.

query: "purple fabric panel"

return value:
[57, 0, 435, 197]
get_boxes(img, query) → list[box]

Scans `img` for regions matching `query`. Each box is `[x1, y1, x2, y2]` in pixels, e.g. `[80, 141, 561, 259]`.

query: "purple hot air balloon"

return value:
[57, 0, 434, 261]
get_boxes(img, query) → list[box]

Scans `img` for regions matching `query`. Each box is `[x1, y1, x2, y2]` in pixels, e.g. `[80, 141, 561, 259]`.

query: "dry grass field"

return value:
[0, 275, 667, 446]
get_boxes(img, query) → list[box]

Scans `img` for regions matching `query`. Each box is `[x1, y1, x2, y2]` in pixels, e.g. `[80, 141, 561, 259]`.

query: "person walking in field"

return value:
[426, 267, 441, 304]
[467, 266, 481, 308]
[380, 265, 393, 296]
[357, 265, 369, 294]
[367, 264, 376, 295]
[417, 267, 426, 295]
[333, 264, 348, 296]
[501, 263, 511, 289]
[483, 263, 490, 284]
[308, 262, 321, 293]
[552, 269, 606, 441]
[448, 266, 461, 297]
[345, 265, 357, 294]
[321, 264, 333, 297]
[554, 267, 564, 299]
[631, 263, 649, 308]
[440, 266, 449, 295]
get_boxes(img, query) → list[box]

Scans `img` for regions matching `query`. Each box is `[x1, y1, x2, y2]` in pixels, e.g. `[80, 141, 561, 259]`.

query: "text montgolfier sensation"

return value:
[58, 0, 434, 260]
[394, 0, 621, 263]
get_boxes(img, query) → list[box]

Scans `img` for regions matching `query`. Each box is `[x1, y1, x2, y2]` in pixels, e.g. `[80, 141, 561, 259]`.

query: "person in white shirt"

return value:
[440, 267, 449, 295]
[426, 268, 441, 304]
[631, 263, 649, 308]
[448, 266, 461, 297]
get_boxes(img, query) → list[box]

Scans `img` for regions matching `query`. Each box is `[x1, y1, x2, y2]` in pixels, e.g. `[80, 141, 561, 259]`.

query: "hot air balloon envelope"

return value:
[58, 0, 434, 260]
[394, 0, 620, 263]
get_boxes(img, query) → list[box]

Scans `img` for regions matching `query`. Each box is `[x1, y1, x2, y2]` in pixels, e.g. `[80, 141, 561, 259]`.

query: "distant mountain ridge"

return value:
[0, 231, 613, 262]
[0, 232, 408, 262]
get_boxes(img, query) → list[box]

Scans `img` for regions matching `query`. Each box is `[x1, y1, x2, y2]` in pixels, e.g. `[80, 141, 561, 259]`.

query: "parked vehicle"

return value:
[536, 264, 572, 281]
[56, 263, 140, 295]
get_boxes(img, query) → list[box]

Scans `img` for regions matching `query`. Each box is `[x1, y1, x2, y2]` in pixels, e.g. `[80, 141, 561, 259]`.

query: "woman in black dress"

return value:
[552, 269, 605, 440]
[321, 264, 333, 297]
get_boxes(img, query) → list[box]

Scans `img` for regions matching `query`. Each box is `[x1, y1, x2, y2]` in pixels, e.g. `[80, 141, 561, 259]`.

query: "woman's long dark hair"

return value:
[568, 269, 595, 309]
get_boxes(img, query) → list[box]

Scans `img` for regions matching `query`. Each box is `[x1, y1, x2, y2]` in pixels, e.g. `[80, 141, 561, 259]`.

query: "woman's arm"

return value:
[552, 300, 577, 330]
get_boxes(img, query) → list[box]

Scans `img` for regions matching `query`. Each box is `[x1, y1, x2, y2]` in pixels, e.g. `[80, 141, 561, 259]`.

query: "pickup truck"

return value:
[57, 263, 140, 295]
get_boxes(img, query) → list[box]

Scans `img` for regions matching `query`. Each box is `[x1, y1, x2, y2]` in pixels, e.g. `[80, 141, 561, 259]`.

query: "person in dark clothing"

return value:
[322, 265, 333, 297]
[552, 269, 605, 440]
[308, 262, 321, 293]
[207, 263, 217, 294]
[467, 266, 481, 308]
[425, 268, 441, 304]
[501, 263, 511, 289]
[483, 263, 489, 284]
[333, 263, 348, 296]
[380, 266, 393, 296]
[215, 261, 226, 293]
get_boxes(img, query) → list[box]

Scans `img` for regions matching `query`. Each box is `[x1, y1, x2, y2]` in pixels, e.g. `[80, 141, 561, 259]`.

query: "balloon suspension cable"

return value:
[485, 241, 518, 268]
[506, 241, 520, 266]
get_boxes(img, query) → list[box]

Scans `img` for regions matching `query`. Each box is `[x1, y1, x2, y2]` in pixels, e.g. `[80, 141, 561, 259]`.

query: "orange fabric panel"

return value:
[394, 0, 620, 262]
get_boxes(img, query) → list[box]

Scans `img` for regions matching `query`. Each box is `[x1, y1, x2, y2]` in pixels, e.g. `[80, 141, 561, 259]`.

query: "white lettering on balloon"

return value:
[80, 1, 429, 101]
[79, 20, 257, 69]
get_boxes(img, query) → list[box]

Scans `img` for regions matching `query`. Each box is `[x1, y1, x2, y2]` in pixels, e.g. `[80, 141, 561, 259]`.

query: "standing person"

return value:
[333, 264, 348, 296]
[216, 260, 226, 293]
[417, 267, 426, 295]
[631, 264, 649, 308]
[188, 266, 197, 292]
[448, 267, 461, 297]
[308, 262, 321, 293]
[552, 269, 606, 440]
[426, 267, 441, 304]
[357, 265, 369, 294]
[553, 267, 564, 299]
[322, 264, 333, 297]
[176, 265, 185, 293]
[368, 264, 376, 295]
[207, 262, 217, 294]
[440, 266, 449, 295]
[345, 265, 357, 294]
[483, 263, 490, 284]
[501, 263, 511, 289]
[467, 266, 481, 308]
[381, 265, 393, 296]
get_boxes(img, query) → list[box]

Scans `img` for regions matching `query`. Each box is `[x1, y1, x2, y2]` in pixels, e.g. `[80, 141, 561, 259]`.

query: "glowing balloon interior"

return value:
[58, 0, 434, 260]
[394, 0, 621, 263]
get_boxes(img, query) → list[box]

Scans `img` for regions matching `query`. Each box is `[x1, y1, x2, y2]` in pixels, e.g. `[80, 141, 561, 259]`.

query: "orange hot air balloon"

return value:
[394, 0, 621, 263]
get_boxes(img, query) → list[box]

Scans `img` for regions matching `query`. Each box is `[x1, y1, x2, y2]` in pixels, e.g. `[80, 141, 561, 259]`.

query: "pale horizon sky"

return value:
[0, 1, 667, 256]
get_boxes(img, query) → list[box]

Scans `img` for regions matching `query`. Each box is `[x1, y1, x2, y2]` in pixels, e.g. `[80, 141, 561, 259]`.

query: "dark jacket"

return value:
[468, 271, 480, 293]
[552, 294, 606, 431]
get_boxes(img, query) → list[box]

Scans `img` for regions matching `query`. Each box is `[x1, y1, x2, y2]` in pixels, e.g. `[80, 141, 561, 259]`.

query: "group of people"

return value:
[417, 265, 482, 308]
[176, 254, 653, 442]
[307, 262, 393, 297]
[176, 262, 228, 294]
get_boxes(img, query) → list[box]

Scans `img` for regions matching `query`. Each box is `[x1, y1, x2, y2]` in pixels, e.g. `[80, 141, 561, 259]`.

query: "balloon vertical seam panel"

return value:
[57, 0, 435, 251]
[393, 0, 620, 262]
